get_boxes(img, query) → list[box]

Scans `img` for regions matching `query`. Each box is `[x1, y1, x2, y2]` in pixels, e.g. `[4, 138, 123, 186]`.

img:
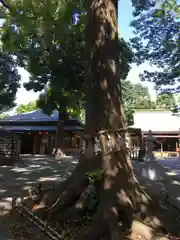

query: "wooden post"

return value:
[11, 135, 14, 159]
[160, 141, 163, 157]
[48, 134, 51, 155]
[33, 135, 36, 155]
[17, 137, 21, 159]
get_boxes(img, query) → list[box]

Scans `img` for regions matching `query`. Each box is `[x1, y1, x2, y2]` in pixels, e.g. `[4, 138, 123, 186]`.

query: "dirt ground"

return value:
[0, 154, 78, 240]
[1, 155, 180, 239]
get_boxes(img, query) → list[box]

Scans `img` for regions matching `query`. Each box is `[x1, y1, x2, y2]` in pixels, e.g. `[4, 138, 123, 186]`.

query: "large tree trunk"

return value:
[79, 0, 152, 238]
[31, 1, 158, 238]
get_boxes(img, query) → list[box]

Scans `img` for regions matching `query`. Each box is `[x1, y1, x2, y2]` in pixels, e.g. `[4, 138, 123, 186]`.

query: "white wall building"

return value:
[131, 109, 180, 156]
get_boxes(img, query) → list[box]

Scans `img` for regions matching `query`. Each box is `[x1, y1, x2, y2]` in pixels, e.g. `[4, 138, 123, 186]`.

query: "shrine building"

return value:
[1, 108, 179, 158]
[0, 109, 143, 157]
[0, 109, 84, 155]
[131, 109, 180, 157]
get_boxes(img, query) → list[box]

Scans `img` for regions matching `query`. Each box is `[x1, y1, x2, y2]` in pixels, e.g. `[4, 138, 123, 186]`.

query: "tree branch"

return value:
[0, 0, 9, 9]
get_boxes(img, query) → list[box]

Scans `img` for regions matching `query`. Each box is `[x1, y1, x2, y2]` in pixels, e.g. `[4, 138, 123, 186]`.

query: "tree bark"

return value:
[53, 109, 67, 158]
[32, 154, 101, 212]
[31, 1, 155, 238]
[48, 155, 101, 213]
[80, 0, 151, 238]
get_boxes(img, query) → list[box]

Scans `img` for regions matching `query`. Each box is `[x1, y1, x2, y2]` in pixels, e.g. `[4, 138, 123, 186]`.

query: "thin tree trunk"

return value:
[53, 109, 66, 158]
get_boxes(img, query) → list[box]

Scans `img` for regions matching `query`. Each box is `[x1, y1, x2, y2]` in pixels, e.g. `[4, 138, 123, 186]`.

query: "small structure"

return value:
[0, 109, 84, 155]
[131, 109, 180, 158]
[0, 130, 19, 165]
[145, 130, 155, 161]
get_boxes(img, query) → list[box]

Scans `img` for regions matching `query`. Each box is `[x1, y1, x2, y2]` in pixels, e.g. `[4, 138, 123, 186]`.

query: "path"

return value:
[1, 155, 179, 210]
[0, 155, 78, 209]
[0, 154, 78, 239]
[133, 158, 180, 210]
[157, 158, 180, 206]
[159, 158, 180, 177]
[1, 155, 180, 239]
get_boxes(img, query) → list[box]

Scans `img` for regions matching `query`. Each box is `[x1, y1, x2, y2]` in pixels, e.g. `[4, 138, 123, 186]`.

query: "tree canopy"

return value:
[1, 0, 177, 123]
[0, 112, 9, 119]
[0, 0, 136, 124]
[0, 0, 87, 118]
[0, 52, 20, 112]
[156, 92, 177, 110]
[131, 0, 180, 93]
[16, 101, 37, 114]
[14, 83, 177, 121]
[122, 80, 155, 123]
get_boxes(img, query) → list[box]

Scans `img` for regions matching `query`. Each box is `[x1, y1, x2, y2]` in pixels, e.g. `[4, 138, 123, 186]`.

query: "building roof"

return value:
[0, 125, 84, 132]
[131, 109, 180, 133]
[0, 109, 82, 124]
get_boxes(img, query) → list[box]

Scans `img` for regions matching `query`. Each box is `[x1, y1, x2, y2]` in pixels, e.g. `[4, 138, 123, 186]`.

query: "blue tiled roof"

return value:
[0, 109, 82, 123]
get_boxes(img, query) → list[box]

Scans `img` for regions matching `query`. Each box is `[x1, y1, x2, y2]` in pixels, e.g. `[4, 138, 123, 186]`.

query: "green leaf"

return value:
[131, 0, 180, 94]
[16, 101, 38, 114]
[153, 9, 165, 18]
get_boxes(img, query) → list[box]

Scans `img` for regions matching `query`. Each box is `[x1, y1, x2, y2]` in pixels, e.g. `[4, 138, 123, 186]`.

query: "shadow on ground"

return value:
[133, 160, 180, 207]
[0, 154, 78, 206]
[1, 156, 180, 238]
[133, 160, 180, 236]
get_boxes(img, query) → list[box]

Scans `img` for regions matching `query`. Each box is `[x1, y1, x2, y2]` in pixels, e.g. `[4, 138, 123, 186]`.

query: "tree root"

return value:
[48, 155, 101, 213]
[78, 205, 109, 240]
[32, 155, 101, 213]
[76, 150, 164, 240]
[59, 184, 96, 220]
[30, 151, 166, 239]
[77, 204, 165, 240]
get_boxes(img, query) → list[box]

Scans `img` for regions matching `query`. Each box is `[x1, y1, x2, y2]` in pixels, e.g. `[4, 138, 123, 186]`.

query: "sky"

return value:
[15, 0, 156, 106]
